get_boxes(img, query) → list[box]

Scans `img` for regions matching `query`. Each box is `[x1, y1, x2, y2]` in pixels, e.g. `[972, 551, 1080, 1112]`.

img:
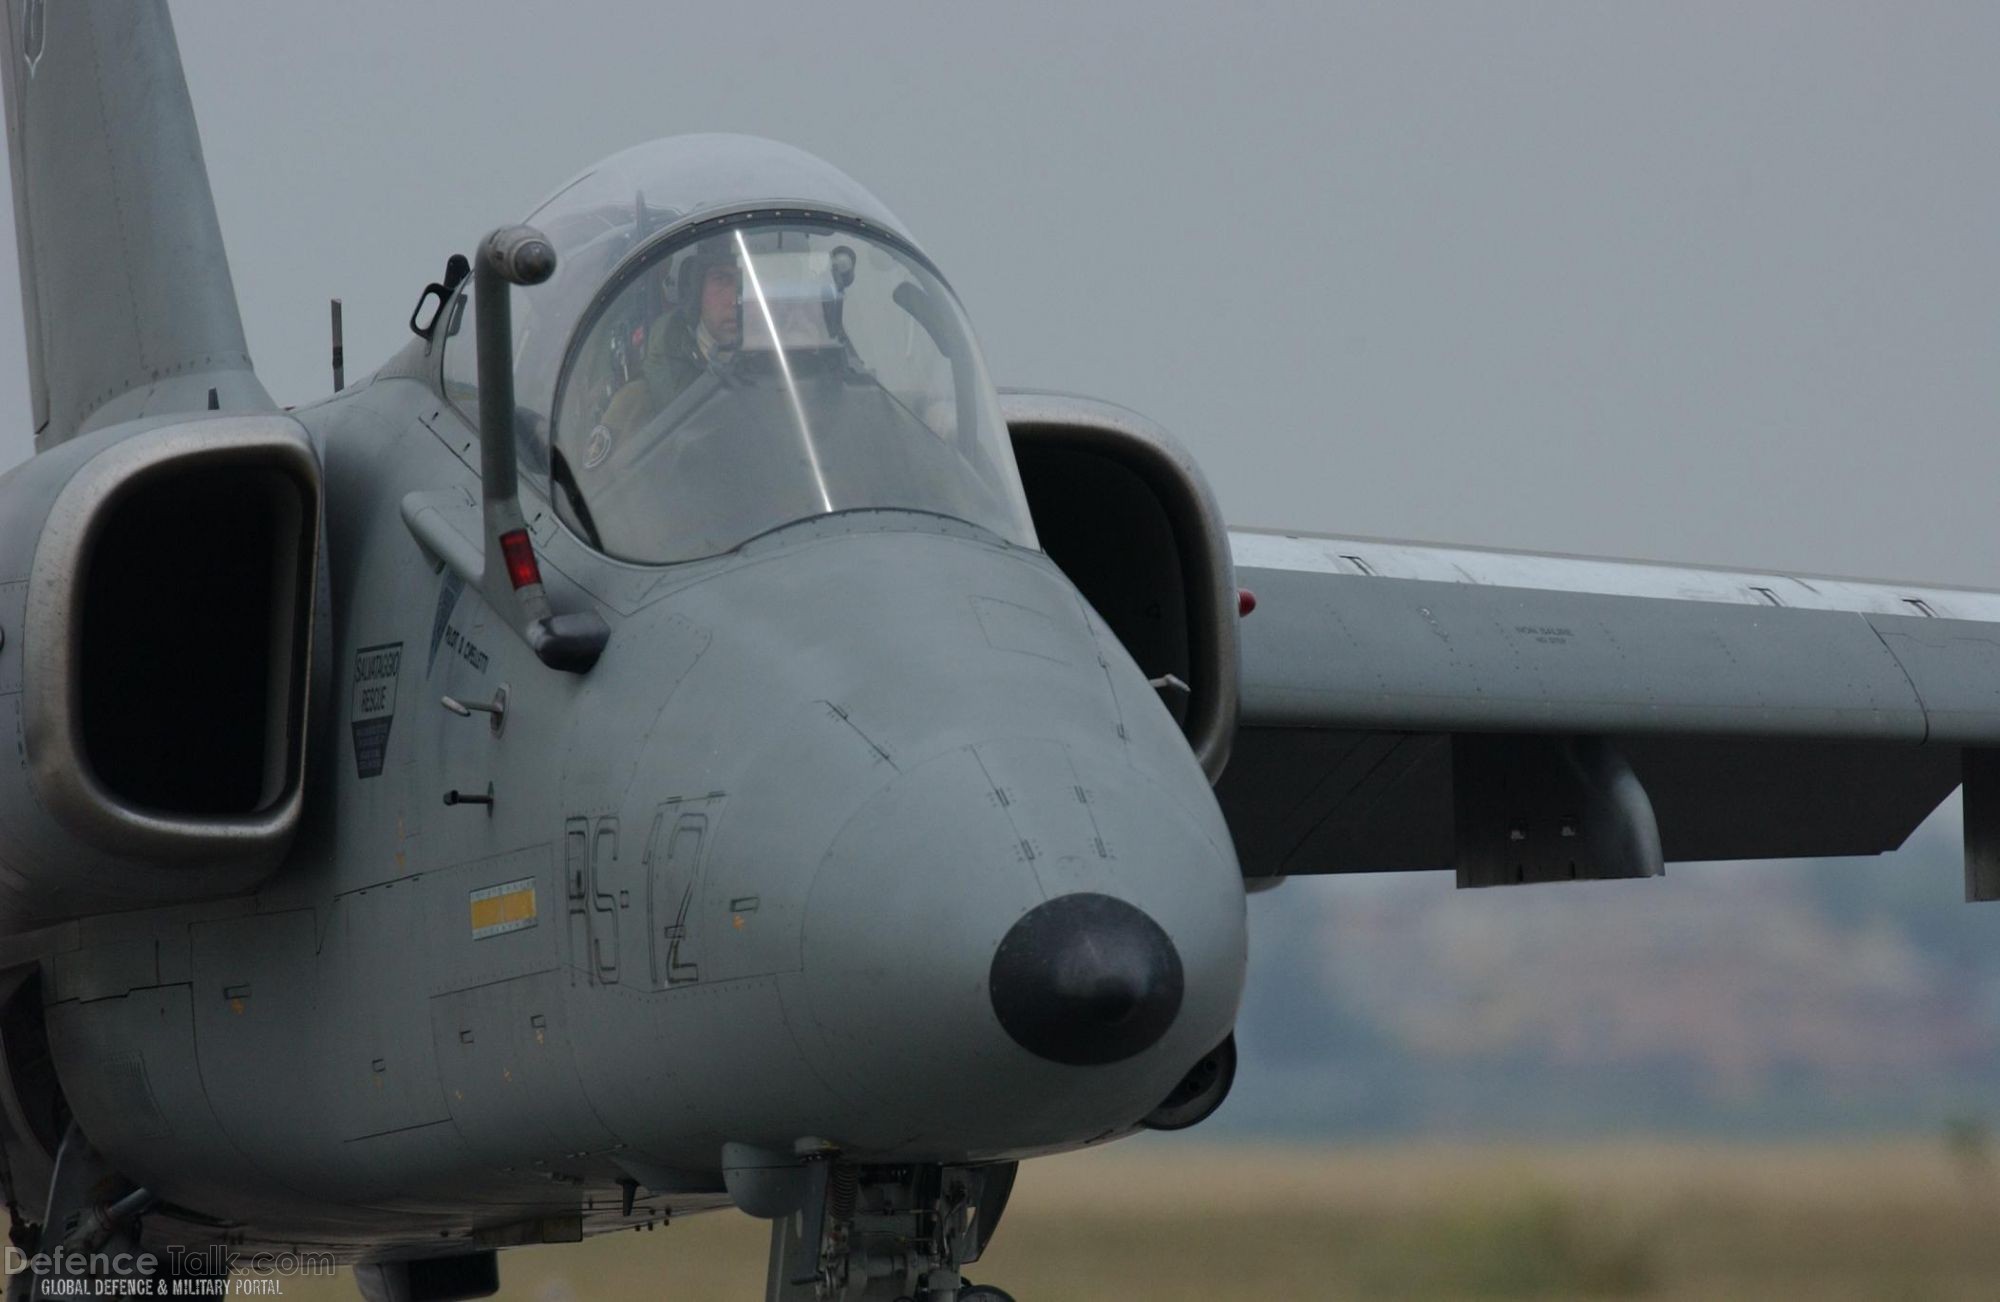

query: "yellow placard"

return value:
[469, 878, 537, 939]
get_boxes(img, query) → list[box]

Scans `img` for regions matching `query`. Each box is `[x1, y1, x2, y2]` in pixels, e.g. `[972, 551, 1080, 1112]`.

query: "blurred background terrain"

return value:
[1228, 794, 2000, 1141]
[280, 1139, 2000, 1301]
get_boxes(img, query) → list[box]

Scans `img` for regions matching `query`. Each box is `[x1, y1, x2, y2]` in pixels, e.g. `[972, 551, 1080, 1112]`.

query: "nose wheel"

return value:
[764, 1161, 1018, 1301]
[891, 1281, 1015, 1302]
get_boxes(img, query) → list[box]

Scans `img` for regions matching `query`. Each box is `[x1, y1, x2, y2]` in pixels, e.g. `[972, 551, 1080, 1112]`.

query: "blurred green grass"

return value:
[265, 1139, 2000, 1300]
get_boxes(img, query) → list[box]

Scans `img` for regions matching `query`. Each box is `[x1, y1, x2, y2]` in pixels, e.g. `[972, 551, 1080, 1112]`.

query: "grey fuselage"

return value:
[38, 341, 1248, 1253]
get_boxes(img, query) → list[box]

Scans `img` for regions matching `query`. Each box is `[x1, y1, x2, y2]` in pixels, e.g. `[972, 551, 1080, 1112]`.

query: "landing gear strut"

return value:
[5, 1124, 155, 1302]
[764, 1161, 1017, 1301]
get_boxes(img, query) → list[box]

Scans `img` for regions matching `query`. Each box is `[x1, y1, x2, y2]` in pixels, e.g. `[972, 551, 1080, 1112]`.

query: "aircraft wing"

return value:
[1219, 529, 2000, 896]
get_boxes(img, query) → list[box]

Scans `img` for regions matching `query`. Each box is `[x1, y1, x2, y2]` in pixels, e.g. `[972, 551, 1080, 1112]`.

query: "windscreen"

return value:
[550, 217, 1037, 563]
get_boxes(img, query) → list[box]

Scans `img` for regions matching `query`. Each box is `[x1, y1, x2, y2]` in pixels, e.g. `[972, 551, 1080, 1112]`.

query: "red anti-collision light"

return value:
[500, 529, 541, 590]
[1237, 588, 1257, 618]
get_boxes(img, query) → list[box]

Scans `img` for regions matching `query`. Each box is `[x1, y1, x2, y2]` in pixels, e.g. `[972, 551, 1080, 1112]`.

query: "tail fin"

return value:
[1, 0, 271, 450]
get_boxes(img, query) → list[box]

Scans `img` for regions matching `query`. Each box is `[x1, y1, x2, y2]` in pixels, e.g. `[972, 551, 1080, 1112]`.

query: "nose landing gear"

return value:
[764, 1161, 1018, 1301]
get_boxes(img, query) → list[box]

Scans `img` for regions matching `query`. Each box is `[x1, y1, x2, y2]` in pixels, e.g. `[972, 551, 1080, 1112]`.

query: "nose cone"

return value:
[795, 736, 1245, 1157]
[989, 893, 1184, 1065]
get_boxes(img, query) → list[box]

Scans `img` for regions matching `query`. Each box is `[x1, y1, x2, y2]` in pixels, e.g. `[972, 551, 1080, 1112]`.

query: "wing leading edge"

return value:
[1221, 529, 2000, 896]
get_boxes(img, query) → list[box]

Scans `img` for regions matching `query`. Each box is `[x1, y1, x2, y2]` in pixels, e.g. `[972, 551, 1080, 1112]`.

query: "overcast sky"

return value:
[0, 1, 1987, 586]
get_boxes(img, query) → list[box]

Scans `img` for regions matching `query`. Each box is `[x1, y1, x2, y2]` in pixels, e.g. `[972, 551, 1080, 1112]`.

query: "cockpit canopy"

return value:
[442, 136, 1036, 563]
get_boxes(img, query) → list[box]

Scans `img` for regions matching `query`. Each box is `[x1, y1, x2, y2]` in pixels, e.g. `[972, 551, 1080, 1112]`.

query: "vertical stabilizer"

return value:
[1, 0, 272, 450]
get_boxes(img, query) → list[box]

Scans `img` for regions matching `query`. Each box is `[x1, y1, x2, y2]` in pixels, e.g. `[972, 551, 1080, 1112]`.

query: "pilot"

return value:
[596, 240, 743, 441]
[823, 243, 856, 341]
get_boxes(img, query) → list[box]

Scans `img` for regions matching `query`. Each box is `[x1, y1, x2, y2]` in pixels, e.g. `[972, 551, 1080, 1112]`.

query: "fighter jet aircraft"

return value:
[0, 3, 1990, 1301]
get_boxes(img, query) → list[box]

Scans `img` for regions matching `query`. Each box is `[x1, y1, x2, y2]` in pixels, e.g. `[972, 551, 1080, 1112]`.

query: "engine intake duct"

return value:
[1002, 391, 1239, 783]
[0, 413, 321, 927]
[77, 461, 306, 816]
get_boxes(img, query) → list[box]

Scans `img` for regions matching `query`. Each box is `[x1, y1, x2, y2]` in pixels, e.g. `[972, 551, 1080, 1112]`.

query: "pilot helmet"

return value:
[675, 233, 743, 309]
